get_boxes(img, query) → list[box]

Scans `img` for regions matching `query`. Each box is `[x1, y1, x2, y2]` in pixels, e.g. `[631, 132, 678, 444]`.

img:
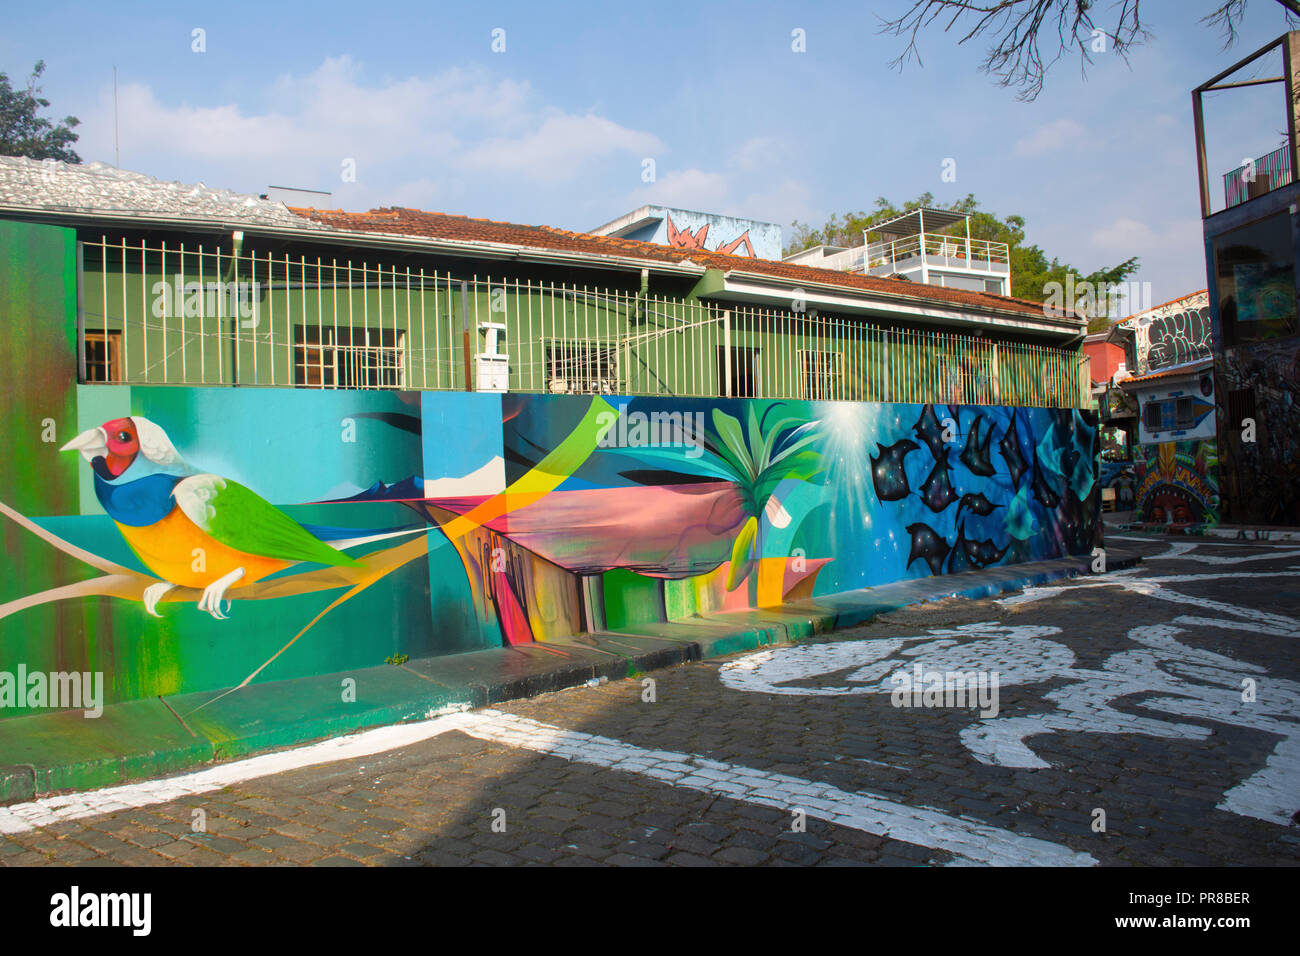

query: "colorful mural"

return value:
[1134, 440, 1220, 526]
[0, 386, 1099, 715]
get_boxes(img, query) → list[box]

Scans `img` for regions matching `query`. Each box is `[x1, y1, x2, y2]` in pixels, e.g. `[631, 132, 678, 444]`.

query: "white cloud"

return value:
[462, 113, 662, 183]
[627, 167, 734, 212]
[76, 56, 661, 206]
[1090, 216, 1158, 249]
[1014, 118, 1087, 156]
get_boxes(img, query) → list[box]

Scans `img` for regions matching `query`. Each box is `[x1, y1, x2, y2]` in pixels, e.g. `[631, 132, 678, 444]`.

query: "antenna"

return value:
[113, 66, 119, 167]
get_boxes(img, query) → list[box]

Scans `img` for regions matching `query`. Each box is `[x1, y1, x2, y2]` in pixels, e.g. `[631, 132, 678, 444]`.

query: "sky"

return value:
[4, 0, 1298, 314]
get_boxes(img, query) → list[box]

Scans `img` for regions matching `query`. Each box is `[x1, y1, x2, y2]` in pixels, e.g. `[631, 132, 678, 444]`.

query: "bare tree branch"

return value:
[879, 0, 1300, 100]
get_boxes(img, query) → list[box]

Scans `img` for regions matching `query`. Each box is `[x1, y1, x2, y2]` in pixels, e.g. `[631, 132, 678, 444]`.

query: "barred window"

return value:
[83, 330, 121, 383]
[799, 349, 844, 401]
[294, 326, 404, 389]
[546, 340, 618, 394]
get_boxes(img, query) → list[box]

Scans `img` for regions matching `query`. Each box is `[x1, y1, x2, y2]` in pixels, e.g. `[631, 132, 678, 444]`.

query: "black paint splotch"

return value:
[920, 451, 959, 513]
[871, 438, 918, 502]
[963, 532, 1008, 568]
[906, 523, 951, 575]
[912, 404, 949, 461]
[960, 414, 996, 477]
[957, 492, 998, 519]
[1031, 456, 1061, 510]
[999, 417, 1029, 489]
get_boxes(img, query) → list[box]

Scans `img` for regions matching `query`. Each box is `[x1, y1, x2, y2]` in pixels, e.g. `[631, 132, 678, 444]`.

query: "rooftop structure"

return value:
[782, 207, 1010, 296]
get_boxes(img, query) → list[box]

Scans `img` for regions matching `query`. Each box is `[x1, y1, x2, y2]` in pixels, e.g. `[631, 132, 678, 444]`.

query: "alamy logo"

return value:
[0, 665, 103, 717]
[596, 404, 706, 459]
[50, 886, 151, 936]
[890, 663, 1000, 718]
[151, 274, 260, 326]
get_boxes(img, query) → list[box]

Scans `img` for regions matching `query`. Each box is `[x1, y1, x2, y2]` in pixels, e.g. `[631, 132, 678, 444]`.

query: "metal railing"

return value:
[1223, 144, 1293, 208]
[78, 236, 1084, 408]
[863, 234, 1010, 274]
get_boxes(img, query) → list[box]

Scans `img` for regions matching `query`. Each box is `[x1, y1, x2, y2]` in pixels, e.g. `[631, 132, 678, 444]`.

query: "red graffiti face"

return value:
[1145, 488, 1203, 525]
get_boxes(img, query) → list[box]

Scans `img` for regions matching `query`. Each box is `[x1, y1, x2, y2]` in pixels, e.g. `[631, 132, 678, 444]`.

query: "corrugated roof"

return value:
[0, 155, 326, 230]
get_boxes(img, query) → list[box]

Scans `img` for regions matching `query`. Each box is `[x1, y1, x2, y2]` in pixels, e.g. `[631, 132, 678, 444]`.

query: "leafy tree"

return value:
[0, 61, 81, 163]
[880, 0, 1300, 101]
[786, 192, 1139, 327]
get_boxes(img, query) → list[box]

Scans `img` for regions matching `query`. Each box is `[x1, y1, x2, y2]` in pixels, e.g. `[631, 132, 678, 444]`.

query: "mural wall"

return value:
[0, 383, 1100, 715]
[1133, 440, 1220, 526]
[1215, 337, 1300, 524]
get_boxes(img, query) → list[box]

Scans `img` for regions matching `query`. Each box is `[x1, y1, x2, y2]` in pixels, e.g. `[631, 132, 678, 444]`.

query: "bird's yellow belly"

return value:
[117, 508, 289, 589]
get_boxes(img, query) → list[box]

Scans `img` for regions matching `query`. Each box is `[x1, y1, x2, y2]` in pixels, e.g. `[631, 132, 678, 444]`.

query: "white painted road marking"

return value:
[454, 710, 1095, 866]
[0, 708, 1095, 866]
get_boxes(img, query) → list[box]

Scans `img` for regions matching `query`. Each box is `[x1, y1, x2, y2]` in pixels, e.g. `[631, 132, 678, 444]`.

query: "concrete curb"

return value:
[0, 549, 1140, 805]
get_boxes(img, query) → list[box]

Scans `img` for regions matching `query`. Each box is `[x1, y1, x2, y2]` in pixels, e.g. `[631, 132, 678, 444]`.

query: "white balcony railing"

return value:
[863, 234, 1010, 276]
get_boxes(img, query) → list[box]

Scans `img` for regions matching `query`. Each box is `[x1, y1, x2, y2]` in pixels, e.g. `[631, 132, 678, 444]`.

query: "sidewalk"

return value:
[0, 548, 1140, 805]
[1107, 512, 1300, 542]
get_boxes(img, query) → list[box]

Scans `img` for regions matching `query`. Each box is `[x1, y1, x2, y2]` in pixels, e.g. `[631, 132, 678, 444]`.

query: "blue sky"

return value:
[5, 0, 1298, 311]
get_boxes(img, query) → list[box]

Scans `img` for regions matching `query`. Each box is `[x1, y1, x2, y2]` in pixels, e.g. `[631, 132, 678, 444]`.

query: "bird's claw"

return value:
[197, 568, 245, 620]
[142, 581, 176, 617]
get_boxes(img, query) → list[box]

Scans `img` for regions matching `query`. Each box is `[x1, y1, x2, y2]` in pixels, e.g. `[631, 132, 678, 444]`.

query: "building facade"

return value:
[1105, 291, 1219, 525]
[1192, 34, 1300, 525]
[0, 157, 1098, 716]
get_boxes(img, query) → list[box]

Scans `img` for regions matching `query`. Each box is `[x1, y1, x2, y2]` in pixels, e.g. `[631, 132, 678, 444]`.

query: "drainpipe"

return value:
[461, 280, 473, 391]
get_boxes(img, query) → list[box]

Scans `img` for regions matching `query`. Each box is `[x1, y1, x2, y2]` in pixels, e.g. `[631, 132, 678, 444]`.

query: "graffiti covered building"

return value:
[0, 157, 1097, 716]
[1108, 292, 1220, 525]
[1192, 33, 1300, 525]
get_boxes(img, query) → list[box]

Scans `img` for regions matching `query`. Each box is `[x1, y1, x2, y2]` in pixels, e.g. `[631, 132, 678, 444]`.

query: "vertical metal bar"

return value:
[120, 238, 129, 381]
[159, 240, 167, 382]
[140, 239, 148, 382]
[249, 246, 258, 385]
[418, 268, 428, 390]
[75, 241, 86, 382]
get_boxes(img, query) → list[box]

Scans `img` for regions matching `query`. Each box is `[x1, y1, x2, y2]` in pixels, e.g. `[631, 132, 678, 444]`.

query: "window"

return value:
[1144, 396, 1204, 433]
[798, 349, 843, 401]
[939, 355, 975, 405]
[294, 326, 404, 389]
[717, 346, 760, 398]
[83, 331, 121, 382]
[546, 340, 618, 393]
[1212, 211, 1298, 345]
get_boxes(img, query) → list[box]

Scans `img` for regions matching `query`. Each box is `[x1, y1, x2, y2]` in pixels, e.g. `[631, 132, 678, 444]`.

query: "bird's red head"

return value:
[100, 417, 140, 477]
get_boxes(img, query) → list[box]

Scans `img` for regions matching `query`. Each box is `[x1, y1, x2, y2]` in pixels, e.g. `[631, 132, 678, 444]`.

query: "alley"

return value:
[2, 534, 1298, 867]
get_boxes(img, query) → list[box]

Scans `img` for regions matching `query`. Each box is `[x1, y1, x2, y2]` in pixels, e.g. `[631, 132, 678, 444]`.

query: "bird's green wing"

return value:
[174, 474, 359, 568]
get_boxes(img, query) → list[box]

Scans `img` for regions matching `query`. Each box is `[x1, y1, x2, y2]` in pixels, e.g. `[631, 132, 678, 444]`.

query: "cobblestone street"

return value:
[3, 534, 1299, 867]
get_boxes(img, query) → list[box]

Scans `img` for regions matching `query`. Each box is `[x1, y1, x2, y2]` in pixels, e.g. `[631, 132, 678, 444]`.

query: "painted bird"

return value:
[61, 416, 358, 619]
